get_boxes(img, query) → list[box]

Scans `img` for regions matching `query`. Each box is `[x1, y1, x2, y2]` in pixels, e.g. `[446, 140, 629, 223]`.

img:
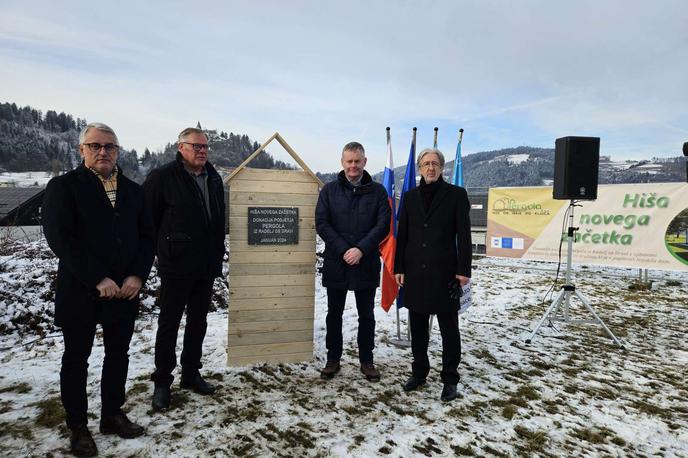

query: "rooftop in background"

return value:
[0, 172, 53, 187]
[0, 186, 45, 226]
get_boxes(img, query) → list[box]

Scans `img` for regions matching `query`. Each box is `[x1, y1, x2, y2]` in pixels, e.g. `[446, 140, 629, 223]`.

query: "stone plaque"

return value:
[248, 207, 299, 245]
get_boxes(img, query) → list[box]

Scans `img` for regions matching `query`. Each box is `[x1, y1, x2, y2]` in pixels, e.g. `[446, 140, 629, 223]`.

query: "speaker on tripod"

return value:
[527, 135, 623, 347]
[553, 136, 600, 200]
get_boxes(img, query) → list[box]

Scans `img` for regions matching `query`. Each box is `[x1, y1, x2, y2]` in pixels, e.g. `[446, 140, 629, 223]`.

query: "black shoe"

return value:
[69, 423, 98, 457]
[403, 376, 427, 392]
[320, 360, 341, 380]
[360, 363, 381, 382]
[152, 385, 171, 411]
[440, 383, 458, 402]
[99, 412, 144, 439]
[180, 374, 216, 395]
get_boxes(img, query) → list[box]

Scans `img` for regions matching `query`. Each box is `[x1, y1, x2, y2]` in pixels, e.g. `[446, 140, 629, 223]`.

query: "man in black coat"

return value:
[43, 122, 154, 456]
[143, 127, 226, 411]
[394, 148, 472, 402]
[315, 142, 391, 381]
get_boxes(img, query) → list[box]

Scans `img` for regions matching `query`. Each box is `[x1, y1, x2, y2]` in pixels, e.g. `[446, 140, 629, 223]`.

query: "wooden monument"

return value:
[225, 132, 324, 366]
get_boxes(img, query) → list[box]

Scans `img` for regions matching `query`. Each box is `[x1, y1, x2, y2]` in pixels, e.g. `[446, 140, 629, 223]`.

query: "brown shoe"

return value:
[360, 363, 380, 382]
[69, 423, 98, 457]
[320, 360, 341, 380]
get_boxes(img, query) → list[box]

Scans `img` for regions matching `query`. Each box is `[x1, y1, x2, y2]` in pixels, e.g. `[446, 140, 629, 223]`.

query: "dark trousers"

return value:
[152, 276, 214, 387]
[325, 288, 376, 364]
[409, 309, 461, 384]
[60, 319, 135, 428]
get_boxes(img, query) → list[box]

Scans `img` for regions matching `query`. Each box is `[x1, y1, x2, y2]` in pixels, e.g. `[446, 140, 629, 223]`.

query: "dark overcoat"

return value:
[42, 165, 155, 327]
[142, 154, 226, 279]
[394, 178, 472, 314]
[315, 170, 391, 291]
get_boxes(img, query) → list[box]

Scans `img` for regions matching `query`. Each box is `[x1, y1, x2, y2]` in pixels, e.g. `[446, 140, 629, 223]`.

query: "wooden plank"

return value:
[229, 285, 314, 300]
[230, 226, 316, 242]
[228, 319, 313, 335]
[231, 168, 318, 183]
[230, 240, 314, 253]
[229, 204, 316, 218]
[230, 274, 314, 287]
[229, 263, 314, 276]
[229, 307, 313, 324]
[228, 341, 313, 358]
[227, 351, 313, 367]
[228, 296, 315, 311]
[230, 192, 318, 206]
[229, 251, 315, 264]
[228, 329, 314, 346]
[230, 180, 319, 194]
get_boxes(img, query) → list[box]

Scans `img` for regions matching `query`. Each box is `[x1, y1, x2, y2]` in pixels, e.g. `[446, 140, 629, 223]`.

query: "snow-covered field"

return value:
[0, 172, 52, 187]
[1, 238, 687, 457]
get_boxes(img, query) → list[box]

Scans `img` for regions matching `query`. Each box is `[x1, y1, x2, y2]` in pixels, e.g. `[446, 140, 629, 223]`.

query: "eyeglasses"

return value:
[420, 161, 441, 169]
[83, 143, 119, 154]
[181, 142, 209, 152]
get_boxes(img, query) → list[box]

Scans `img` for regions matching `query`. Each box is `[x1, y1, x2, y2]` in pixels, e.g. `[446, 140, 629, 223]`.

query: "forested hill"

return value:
[368, 146, 686, 188]
[0, 102, 292, 182]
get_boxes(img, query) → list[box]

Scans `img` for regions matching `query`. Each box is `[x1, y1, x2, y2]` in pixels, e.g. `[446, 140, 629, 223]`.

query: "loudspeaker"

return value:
[553, 136, 600, 200]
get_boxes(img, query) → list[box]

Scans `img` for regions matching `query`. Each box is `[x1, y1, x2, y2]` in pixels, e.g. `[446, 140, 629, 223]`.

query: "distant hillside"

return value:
[0, 102, 292, 183]
[367, 146, 685, 189]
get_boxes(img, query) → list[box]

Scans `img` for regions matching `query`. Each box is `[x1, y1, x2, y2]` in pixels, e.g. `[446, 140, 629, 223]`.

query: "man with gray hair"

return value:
[43, 122, 154, 456]
[143, 127, 225, 411]
[315, 141, 390, 381]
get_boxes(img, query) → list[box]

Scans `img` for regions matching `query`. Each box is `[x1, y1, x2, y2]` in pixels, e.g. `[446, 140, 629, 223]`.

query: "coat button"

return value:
[423, 223, 428, 228]
[421, 264, 426, 269]
[422, 243, 427, 247]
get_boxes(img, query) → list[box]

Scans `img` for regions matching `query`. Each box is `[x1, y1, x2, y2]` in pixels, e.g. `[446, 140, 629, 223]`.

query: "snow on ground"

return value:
[505, 154, 530, 165]
[1, 238, 687, 457]
[0, 172, 52, 187]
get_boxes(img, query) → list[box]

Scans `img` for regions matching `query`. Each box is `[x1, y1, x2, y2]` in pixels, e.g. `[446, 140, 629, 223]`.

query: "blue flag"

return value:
[396, 129, 417, 309]
[452, 129, 464, 186]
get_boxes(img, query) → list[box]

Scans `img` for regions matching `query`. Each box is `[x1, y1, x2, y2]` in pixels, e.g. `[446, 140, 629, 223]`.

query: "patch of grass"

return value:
[127, 382, 148, 396]
[514, 425, 548, 453]
[33, 396, 64, 428]
[451, 443, 475, 456]
[570, 426, 613, 444]
[471, 349, 498, 364]
[0, 421, 34, 440]
[0, 382, 31, 394]
[665, 280, 681, 287]
[353, 434, 365, 445]
[629, 400, 669, 419]
[378, 445, 392, 454]
[169, 390, 191, 409]
[482, 444, 509, 457]
[515, 384, 541, 401]
[501, 404, 517, 420]
[413, 437, 443, 456]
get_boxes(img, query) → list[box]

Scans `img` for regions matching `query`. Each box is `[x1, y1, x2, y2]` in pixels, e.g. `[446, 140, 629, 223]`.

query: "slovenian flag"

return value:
[379, 128, 397, 312]
[396, 128, 417, 309]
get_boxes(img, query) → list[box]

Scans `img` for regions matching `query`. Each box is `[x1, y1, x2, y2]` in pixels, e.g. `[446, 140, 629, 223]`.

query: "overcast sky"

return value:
[1, 0, 687, 173]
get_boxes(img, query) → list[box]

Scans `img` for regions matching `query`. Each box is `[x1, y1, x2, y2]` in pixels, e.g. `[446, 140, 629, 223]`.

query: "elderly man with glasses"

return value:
[42, 122, 154, 456]
[143, 127, 225, 411]
[394, 148, 472, 402]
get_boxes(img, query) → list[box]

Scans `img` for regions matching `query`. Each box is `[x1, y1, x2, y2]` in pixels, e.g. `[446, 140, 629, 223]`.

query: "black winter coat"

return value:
[42, 165, 154, 327]
[315, 170, 391, 291]
[143, 154, 226, 279]
[394, 177, 472, 314]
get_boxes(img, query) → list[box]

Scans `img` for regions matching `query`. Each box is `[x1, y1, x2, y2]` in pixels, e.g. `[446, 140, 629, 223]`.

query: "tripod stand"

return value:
[526, 201, 624, 347]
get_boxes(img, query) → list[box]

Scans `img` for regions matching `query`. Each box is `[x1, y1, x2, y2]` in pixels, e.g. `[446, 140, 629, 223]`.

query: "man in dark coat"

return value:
[143, 127, 226, 411]
[394, 148, 472, 402]
[315, 142, 390, 381]
[42, 122, 154, 456]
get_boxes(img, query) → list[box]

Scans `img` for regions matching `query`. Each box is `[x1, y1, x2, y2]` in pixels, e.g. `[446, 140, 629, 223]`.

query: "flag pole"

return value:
[390, 126, 416, 348]
[433, 126, 438, 149]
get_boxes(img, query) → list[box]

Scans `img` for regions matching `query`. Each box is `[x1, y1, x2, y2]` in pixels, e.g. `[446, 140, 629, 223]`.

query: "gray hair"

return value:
[79, 122, 119, 145]
[417, 148, 445, 168]
[342, 141, 365, 157]
[178, 127, 208, 142]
